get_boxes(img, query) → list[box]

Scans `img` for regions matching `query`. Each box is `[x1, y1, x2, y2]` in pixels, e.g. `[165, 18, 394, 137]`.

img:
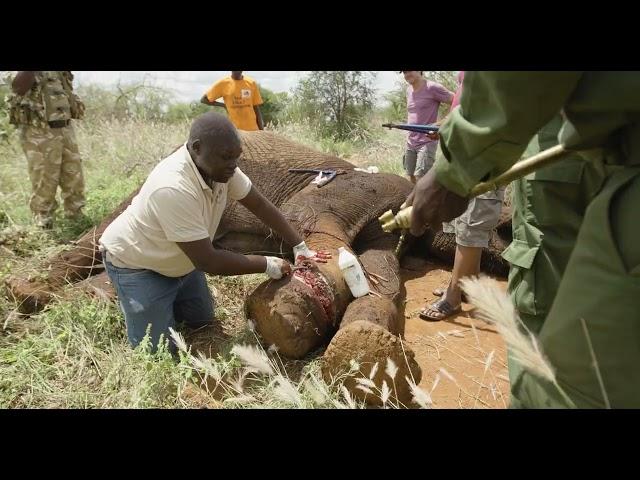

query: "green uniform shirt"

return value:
[434, 71, 640, 197]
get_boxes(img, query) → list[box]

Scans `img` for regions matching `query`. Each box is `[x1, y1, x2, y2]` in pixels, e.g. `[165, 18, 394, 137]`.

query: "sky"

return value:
[73, 71, 403, 103]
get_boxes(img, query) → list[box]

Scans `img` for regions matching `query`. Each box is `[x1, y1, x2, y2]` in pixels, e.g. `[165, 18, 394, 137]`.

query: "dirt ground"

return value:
[400, 257, 509, 409]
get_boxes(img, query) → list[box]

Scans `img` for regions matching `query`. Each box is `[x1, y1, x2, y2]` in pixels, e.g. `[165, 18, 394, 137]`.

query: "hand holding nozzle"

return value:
[380, 144, 572, 236]
[379, 202, 414, 258]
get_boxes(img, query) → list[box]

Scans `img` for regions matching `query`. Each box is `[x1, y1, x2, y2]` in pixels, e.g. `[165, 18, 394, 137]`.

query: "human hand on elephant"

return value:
[293, 241, 332, 264]
[264, 256, 292, 279]
[404, 168, 469, 237]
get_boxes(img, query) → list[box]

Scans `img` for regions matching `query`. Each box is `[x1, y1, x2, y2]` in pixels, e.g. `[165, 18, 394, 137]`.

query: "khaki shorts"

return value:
[443, 187, 506, 248]
[403, 142, 437, 177]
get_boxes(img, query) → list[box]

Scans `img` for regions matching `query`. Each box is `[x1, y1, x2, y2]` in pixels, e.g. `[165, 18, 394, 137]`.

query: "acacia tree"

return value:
[292, 71, 377, 140]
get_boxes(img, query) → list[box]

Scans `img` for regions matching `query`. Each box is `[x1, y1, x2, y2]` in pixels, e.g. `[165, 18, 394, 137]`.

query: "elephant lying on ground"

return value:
[5, 131, 512, 405]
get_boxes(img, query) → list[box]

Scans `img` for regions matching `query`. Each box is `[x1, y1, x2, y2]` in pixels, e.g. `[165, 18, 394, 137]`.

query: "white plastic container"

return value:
[338, 247, 370, 298]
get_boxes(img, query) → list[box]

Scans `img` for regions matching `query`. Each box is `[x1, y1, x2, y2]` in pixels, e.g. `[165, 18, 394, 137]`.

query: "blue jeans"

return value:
[104, 260, 215, 352]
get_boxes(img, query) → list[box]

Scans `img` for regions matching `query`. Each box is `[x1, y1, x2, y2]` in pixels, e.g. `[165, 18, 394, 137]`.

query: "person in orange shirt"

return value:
[201, 71, 264, 131]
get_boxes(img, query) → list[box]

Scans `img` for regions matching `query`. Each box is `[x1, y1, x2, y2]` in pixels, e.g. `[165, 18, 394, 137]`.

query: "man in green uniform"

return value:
[406, 72, 640, 408]
[502, 114, 607, 406]
[503, 114, 605, 335]
[8, 71, 86, 229]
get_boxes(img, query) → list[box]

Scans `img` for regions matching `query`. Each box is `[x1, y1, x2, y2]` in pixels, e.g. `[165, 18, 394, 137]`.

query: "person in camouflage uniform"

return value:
[8, 71, 86, 228]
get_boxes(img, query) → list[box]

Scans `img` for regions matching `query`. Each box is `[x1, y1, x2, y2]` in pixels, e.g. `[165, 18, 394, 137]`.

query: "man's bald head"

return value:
[189, 111, 241, 151]
[187, 112, 243, 184]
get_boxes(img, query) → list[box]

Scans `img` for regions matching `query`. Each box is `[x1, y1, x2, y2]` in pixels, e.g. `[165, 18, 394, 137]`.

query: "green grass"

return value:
[0, 115, 414, 409]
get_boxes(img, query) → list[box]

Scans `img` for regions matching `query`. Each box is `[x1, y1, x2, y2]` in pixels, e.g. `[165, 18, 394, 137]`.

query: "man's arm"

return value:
[177, 239, 266, 275]
[12, 71, 37, 95]
[177, 239, 290, 278]
[440, 93, 454, 105]
[239, 186, 302, 246]
[407, 71, 583, 235]
[251, 82, 265, 130]
[200, 94, 226, 109]
[434, 71, 582, 197]
[202, 80, 227, 109]
[253, 106, 264, 130]
[432, 81, 454, 105]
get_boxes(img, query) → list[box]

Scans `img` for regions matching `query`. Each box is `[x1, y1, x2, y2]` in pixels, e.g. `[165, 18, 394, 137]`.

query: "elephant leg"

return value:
[244, 230, 353, 359]
[321, 221, 422, 406]
[244, 173, 413, 360]
[5, 188, 140, 313]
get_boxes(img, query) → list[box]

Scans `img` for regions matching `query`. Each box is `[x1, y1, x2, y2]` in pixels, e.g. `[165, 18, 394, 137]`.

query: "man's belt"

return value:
[48, 119, 70, 129]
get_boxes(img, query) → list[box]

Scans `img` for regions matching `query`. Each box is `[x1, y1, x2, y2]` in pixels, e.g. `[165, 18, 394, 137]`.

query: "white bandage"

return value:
[265, 256, 285, 279]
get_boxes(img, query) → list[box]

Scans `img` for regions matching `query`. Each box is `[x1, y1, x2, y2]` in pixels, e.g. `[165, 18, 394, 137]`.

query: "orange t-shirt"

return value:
[205, 75, 263, 131]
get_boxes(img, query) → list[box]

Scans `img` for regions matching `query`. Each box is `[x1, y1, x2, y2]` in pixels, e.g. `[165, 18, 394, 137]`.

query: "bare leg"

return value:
[421, 244, 482, 321]
[446, 244, 482, 305]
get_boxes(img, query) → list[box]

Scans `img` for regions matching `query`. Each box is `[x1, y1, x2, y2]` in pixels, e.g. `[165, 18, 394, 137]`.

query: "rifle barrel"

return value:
[382, 123, 439, 134]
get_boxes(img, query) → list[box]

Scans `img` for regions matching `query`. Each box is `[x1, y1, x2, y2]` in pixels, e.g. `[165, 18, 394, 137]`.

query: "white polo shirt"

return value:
[100, 143, 252, 277]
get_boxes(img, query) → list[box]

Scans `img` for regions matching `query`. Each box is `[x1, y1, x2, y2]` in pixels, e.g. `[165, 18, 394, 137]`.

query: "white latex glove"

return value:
[293, 241, 332, 263]
[293, 241, 316, 263]
[264, 256, 290, 279]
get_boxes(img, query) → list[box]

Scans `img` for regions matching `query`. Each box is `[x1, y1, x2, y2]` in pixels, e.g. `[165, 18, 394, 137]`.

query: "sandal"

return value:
[419, 298, 462, 322]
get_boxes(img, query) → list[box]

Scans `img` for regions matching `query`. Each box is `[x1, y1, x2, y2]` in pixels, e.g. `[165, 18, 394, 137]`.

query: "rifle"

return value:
[382, 123, 439, 134]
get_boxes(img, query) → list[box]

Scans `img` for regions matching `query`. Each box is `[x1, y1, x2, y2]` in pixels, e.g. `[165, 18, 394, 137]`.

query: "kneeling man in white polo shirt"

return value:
[100, 112, 327, 352]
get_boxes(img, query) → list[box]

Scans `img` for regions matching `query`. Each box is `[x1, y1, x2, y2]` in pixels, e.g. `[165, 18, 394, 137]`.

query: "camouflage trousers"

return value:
[19, 125, 86, 224]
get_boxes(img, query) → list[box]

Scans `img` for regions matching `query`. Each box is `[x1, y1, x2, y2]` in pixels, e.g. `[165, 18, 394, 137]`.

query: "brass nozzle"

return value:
[379, 209, 396, 233]
[379, 206, 412, 233]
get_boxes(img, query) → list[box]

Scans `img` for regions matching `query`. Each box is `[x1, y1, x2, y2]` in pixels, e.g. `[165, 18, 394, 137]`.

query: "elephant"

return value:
[4, 131, 512, 405]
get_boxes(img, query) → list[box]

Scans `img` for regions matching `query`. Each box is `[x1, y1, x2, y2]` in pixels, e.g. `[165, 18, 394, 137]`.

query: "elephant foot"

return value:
[5, 275, 54, 314]
[322, 320, 422, 407]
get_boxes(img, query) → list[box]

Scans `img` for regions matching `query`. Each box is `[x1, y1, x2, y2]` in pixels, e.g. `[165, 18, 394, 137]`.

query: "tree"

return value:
[291, 71, 377, 140]
[0, 72, 15, 141]
[258, 86, 289, 126]
[382, 79, 408, 122]
[164, 101, 212, 123]
[424, 71, 458, 92]
[76, 81, 175, 122]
